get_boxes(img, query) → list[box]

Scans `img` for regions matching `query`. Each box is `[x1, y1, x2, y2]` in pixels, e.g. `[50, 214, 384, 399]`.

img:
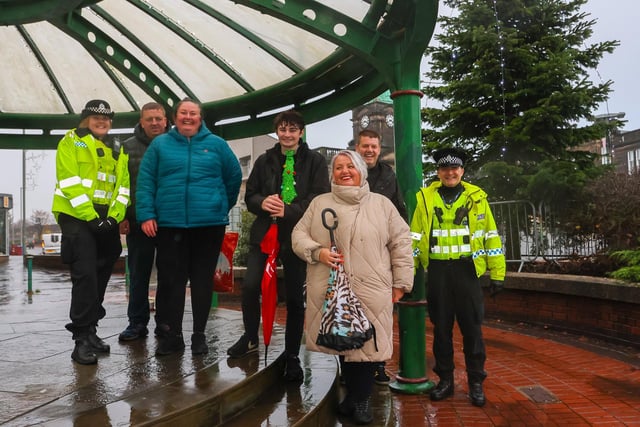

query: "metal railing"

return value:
[489, 200, 606, 271]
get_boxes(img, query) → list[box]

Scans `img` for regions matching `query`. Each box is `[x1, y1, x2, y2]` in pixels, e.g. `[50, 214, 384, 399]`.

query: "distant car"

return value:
[41, 233, 62, 255]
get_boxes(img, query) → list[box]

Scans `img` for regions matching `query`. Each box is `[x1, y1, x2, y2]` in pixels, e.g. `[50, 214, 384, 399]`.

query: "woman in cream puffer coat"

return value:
[292, 150, 413, 424]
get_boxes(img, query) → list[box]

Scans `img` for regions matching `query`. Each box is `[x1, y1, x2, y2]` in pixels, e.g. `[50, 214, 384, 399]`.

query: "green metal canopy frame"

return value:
[1, 0, 437, 394]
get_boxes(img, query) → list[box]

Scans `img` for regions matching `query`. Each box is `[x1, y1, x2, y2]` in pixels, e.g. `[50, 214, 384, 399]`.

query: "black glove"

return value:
[104, 217, 118, 231]
[87, 217, 105, 234]
[489, 280, 504, 297]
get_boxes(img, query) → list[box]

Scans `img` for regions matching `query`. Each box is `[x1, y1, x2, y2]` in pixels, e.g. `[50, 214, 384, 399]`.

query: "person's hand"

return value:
[119, 218, 130, 235]
[104, 217, 118, 231]
[87, 217, 104, 234]
[318, 248, 343, 268]
[141, 219, 158, 237]
[489, 280, 504, 297]
[262, 194, 285, 217]
[392, 287, 405, 303]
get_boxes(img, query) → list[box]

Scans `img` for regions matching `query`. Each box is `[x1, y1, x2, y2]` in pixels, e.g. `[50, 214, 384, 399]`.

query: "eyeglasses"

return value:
[277, 126, 300, 133]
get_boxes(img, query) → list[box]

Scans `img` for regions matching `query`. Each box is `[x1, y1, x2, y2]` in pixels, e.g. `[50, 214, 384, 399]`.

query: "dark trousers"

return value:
[427, 258, 487, 384]
[125, 222, 156, 326]
[58, 213, 122, 340]
[154, 226, 225, 335]
[241, 245, 306, 356]
[343, 361, 376, 402]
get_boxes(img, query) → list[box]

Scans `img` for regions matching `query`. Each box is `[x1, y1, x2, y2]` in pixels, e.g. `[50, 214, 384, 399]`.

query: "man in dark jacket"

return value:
[355, 129, 407, 385]
[118, 102, 167, 341]
[227, 110, 331, 383]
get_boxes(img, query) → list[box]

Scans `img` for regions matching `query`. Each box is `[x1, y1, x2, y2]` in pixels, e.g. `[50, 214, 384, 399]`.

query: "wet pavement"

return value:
[1, 255, 639, 426]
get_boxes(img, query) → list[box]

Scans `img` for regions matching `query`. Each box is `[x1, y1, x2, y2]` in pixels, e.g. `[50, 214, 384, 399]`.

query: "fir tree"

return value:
[422, 0, 619, 200]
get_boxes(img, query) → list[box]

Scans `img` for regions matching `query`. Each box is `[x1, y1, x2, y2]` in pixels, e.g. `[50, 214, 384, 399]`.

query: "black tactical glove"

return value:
[489, 280, 504, 297]
[87, 217, 105, 234]
[104, 217, 118, 231]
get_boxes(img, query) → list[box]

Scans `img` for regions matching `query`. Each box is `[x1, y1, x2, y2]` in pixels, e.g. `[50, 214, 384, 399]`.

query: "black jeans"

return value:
[241, 244, 306, 356]
[343, 361, 376, 402]
[58, 213, 122, 340]
[427, 258, 487, 384]
[125, 222, 156, 327]
[154, 226, 225, 335]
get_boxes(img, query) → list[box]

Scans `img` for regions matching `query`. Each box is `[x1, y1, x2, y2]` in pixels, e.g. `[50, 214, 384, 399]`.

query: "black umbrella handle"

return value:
[321, 208, 338, 247]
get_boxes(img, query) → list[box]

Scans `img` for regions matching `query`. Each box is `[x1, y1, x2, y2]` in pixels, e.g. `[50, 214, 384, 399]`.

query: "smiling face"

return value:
[332, 154, 362, 187]
[174, 100, 202, 137]
[437, 165, 465, 187]
[276, 121, 303, 153]
[140, 108, 167, 139]
[355, 135, 381, 168]
[86, 115, 112, 139]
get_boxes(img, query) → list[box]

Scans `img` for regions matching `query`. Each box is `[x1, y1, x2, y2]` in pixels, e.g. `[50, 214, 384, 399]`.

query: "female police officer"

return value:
[52, 100, 130, 365]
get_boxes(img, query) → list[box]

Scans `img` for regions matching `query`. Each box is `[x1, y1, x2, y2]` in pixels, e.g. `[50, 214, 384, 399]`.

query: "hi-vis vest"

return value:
[429, 194, 473, 260]
[410, 181, 506, 281]
[52, 129, 130, 222]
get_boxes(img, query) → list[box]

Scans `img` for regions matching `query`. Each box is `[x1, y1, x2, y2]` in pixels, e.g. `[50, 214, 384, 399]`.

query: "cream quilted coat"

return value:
[292, 182, 413, 362]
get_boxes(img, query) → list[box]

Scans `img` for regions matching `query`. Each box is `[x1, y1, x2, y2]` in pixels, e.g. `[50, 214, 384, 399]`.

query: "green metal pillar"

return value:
[389, 70, 434, 395]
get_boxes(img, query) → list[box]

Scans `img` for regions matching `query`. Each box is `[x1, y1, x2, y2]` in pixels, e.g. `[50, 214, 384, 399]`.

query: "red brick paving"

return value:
[222, 303, 640, 426]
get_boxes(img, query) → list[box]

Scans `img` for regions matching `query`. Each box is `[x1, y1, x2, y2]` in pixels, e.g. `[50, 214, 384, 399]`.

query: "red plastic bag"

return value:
[214, 232, 239, 293]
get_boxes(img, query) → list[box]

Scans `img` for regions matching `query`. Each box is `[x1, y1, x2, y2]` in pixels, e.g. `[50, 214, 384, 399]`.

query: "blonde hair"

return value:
[330, 150, 368, 186]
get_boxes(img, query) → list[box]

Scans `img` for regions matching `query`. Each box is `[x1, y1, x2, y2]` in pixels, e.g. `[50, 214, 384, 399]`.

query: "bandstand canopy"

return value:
[0, 0, 437, 149]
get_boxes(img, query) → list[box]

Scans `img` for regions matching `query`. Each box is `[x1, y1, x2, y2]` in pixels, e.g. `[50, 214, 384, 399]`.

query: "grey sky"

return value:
[2, 0, 638, 219]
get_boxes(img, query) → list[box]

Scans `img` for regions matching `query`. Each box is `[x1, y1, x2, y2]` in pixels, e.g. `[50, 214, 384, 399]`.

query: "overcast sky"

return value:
[2, 0, 639, 221]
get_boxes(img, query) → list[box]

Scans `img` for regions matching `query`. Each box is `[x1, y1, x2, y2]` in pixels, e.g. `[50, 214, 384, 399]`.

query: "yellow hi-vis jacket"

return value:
[410, 181, 506, 281]
[52, 128, 130, 223]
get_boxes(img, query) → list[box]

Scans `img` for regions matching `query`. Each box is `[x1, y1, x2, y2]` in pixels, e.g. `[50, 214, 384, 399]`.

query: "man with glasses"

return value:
[227, 110, 330, 383]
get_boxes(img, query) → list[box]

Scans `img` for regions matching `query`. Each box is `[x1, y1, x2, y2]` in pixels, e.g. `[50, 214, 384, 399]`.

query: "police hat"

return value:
[433, 147, 467, 168]
[80, 99, 115, 121]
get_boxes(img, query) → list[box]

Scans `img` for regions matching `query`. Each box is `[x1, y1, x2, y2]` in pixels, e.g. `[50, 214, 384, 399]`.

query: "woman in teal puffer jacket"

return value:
[136, 98, 241, 356]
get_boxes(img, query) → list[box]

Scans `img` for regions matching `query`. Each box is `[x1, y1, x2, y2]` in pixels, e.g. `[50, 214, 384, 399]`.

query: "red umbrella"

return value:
[260, 218, 280, 365]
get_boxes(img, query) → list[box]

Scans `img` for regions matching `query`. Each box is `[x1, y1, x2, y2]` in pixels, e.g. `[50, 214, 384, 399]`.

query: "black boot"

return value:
[469, 382, 486, 407]
[353, 397, 373, 425]
[284, 355, 303, 382]
[191, 332, 208, 355]
[71, 339, 97, 365]
[430, 377, 454, 401]
[337, 394, 355, 416]
[87, 332, 110, 353]
[156, 333, 185, 356]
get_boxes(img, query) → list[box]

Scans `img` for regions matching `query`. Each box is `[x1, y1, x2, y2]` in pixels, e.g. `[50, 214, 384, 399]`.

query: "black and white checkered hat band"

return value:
[437, 155, 463, 167]
[85, 105, 112, 116]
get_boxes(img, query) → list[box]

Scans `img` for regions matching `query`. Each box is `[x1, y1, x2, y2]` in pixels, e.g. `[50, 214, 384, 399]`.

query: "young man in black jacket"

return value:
[227, 110, 331, 382]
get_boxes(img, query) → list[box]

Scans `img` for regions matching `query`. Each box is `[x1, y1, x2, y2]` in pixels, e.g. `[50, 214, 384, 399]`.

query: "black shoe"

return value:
[469, 382, 486, 407]
[337, 395, 355, 417]
[353, 398, 373, 425]
[154, 323, 170, 338]
[374, 363, 390, 385]
[284, 355, 304, 382]
[155, 333, 185, 356]
[119, 324, 149, 341]
[191, 332, 208, 355]
[227, 335, 258, 358]
[430, 378, 454, 401]
[87, 333, 110, 353]
[71, 340, 97, 365]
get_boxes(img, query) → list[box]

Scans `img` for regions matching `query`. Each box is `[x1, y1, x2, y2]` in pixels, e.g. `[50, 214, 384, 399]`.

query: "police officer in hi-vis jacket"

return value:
[52, 99, 130, 365]
[410, 147, 505, 407]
